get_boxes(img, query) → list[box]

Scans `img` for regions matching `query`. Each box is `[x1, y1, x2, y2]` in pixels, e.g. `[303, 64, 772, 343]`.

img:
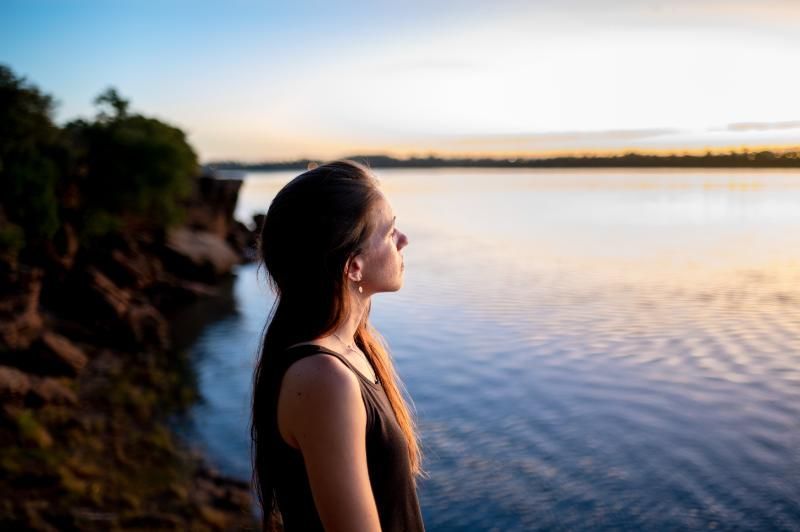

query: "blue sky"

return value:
[3, 0, 800, 162]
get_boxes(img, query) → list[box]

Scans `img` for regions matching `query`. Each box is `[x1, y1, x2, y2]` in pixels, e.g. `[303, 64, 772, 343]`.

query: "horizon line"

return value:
[203, 143, 800, 166]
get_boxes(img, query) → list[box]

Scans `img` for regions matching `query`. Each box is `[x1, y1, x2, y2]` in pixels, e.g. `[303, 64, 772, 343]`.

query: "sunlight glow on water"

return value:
[184, 168, 800, 530]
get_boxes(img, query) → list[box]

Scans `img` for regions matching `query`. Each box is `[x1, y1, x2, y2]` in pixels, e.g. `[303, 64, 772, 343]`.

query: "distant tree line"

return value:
[0, 64, 198, 263]
[207, 150, 800, 173]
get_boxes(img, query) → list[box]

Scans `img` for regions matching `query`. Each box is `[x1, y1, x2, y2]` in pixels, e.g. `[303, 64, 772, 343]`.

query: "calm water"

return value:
[179, 168, 800, 531]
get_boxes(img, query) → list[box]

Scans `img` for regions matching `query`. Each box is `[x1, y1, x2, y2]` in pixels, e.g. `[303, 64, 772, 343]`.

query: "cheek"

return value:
[377, 247, 398, 274]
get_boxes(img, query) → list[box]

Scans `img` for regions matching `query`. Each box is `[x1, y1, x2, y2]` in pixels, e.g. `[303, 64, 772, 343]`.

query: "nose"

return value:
[397, 230, 409, 250]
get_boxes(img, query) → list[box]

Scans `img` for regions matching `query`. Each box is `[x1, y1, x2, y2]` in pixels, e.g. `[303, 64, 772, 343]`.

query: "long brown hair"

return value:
[250, 160, 422, 530]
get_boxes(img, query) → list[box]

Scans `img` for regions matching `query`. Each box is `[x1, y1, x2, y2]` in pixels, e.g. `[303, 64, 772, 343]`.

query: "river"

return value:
[177, 168, 800, 530]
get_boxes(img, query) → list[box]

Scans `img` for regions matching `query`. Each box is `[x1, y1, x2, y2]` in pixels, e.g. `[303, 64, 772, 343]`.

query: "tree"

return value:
[94, 87, 129, 121]
[0, 64, 66, 257]
[66, 89, 199, 237]
[1, 64, 200, 260]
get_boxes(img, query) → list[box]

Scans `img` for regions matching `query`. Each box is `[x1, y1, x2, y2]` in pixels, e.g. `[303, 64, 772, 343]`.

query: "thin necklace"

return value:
[332, 332, 378, 384]
[332, 332, 357, 353]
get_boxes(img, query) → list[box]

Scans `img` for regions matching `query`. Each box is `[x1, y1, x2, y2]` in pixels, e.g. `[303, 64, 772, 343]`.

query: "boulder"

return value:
[163, 228, 240, 282]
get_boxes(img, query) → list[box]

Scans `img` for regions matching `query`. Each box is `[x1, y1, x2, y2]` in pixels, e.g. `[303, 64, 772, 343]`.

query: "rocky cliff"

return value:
[0, 175, 262, 531]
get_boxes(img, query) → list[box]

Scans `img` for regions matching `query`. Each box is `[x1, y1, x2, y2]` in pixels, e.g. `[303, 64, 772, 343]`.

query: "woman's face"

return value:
[355, 193, 408, 295]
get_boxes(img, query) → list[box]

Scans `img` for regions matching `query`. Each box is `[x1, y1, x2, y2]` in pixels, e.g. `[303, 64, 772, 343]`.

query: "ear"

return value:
[345, 254, 364, 283]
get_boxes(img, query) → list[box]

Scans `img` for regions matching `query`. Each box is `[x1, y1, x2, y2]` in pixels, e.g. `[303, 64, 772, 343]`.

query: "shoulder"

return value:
[279, 353, 364, 422]
[278, 353, 366, 448]
[282, 352, 361, 396]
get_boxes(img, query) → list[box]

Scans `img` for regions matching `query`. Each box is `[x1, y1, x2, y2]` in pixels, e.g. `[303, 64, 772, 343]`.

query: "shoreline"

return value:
[204, 150, 800, 173]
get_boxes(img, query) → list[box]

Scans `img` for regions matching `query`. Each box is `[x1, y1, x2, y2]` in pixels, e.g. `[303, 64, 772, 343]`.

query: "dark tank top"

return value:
[271, 344, 425, 532]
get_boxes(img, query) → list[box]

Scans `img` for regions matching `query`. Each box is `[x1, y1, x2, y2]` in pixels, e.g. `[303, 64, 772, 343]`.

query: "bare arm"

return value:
[278, 354, 382, 532]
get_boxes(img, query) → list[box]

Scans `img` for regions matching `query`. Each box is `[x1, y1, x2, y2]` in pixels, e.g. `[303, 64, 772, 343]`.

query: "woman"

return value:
[250, 160, 425, 531]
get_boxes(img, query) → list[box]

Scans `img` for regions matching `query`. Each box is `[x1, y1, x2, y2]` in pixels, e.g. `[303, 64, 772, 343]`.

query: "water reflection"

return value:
[190, 168, 800, 530]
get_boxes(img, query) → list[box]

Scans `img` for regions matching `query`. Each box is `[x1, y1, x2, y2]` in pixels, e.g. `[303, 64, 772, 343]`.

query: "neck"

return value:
[333, 291, 369, 342]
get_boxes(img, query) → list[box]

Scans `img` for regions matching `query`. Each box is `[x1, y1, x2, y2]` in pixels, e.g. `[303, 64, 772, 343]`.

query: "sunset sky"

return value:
[3, 0, 800, 162]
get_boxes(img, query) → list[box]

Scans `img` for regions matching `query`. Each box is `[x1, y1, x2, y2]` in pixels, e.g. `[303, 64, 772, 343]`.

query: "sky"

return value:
[2, 0, 800, 162]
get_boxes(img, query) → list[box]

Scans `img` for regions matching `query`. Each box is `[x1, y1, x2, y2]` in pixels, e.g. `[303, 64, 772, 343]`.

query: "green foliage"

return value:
[0, 64, 199, 256]
[0, 65, 65, 249]
[67, 90, 198, 236]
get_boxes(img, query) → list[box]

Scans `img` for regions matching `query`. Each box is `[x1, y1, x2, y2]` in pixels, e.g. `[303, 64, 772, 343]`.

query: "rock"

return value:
[181, 174, 262, 264]
[0, 365, 32, 398]
[226, 220, 258, 262]
[126, 303, 170, 350]
[0, 173, 262, 531]
[0, 269, 44, 351]
[28, 377, 77, 406]
[68, 269, 170, 349]
[37, 331, 88, 377]
[183, 176, 243, 239]
[88, 268, 132, 319]
[145, 276, 219, 312]
[163, 228, 240, 282]
[107, 247, 162, 290]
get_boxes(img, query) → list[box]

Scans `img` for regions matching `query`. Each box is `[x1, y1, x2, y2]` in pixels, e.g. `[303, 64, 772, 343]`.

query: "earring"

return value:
[358, 284, 363, 294]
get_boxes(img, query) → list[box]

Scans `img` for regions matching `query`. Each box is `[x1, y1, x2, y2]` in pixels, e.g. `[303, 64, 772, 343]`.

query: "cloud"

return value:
[724, 121, 800, 132]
